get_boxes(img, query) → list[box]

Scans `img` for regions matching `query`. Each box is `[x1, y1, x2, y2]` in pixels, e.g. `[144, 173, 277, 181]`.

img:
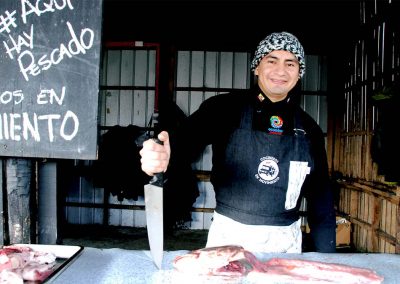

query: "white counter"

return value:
[51, 247, 399, 283]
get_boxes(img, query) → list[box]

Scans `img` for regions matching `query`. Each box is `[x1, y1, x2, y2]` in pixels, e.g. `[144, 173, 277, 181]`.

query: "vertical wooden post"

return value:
[397, 199, 400, 254]
[371, 195, 381, 252]
[6, 158, 33, 244]
[0, 159, 4, 246]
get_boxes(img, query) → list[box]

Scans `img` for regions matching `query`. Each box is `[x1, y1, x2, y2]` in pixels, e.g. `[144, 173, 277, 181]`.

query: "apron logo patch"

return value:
[255, 156, 280, 184]
[268, 115, 283, 135]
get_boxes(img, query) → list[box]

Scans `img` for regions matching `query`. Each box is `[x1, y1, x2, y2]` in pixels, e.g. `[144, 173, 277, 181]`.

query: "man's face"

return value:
[254, 50, 300, 102]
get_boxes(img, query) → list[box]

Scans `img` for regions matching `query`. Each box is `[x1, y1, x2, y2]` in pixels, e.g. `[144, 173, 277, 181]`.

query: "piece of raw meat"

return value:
[21, 263, 55, 282]
[173, 245, 384, 284]
[173, 245, 266, 277]
[0, 245, 57, 283]
[0, 269, 24, 284]
[258, 257, 384, 284]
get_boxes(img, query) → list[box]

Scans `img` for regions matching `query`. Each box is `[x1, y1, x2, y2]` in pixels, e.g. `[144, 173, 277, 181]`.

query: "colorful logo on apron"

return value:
[255, 156, 280, 184]
[268, 115, 283, 134]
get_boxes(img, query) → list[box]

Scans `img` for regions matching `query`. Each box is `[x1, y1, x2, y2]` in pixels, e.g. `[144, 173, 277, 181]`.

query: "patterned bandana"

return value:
[250, 32, 305, 77]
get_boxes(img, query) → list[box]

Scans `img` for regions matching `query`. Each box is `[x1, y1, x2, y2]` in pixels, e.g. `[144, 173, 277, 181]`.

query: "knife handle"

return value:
[149, 137, 164, 187]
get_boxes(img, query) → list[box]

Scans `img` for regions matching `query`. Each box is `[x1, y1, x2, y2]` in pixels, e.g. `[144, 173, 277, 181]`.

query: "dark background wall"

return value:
[102, 0, 360, 54]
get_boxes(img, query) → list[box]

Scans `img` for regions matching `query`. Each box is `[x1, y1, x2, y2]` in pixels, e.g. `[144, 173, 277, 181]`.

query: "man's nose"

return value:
[274, 62, 286, 74]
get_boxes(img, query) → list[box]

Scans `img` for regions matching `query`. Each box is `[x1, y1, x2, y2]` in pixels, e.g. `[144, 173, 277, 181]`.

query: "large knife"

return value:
[144, 137, 164, 269]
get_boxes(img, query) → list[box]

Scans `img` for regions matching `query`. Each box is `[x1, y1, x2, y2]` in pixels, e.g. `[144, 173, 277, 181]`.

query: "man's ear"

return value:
[254, 67, 259, 76]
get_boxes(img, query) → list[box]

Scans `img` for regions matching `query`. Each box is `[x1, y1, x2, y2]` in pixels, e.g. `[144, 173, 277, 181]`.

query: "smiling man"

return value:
[140, 32, 336, 253]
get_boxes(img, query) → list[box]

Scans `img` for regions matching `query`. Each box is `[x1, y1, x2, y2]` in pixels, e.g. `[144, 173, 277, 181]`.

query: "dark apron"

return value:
[213, 103, 313, 225]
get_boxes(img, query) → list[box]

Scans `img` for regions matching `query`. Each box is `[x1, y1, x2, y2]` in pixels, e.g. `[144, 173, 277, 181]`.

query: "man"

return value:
[140, 32, 336, 253]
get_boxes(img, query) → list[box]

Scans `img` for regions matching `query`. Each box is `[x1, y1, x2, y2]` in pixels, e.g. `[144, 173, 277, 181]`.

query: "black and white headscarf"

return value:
[250, 32, 305, 78]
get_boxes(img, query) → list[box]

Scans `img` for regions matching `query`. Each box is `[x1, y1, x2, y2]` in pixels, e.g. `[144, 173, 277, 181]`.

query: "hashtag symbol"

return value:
[0, 10, 17, 34]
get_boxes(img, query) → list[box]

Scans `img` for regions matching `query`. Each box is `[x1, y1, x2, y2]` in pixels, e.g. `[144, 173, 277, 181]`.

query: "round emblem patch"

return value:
[255, 156, 280, 184]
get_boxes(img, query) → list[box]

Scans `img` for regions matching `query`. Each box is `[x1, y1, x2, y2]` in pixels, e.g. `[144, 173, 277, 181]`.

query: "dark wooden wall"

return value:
[333, 0, 400, 253]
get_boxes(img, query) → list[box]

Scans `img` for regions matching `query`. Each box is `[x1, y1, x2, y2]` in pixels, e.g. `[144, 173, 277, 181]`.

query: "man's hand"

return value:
[139, 131, 171, 176]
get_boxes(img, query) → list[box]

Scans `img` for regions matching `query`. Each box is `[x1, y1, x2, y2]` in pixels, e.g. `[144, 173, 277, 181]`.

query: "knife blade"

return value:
[144, 138, 164, 269]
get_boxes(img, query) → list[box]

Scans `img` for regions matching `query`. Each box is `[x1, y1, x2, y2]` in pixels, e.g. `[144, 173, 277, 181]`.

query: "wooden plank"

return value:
[342, 188, 347, 214]
[355, 226, 360, 251]
[6, 159, 32, 244]
[360, 193, 366, 250]
[388, 203, 394, 241]
[0, 159, 3, 245]
[397, 201, 400, 253]
[390, 202, 396, 249]
[338, 188, 344, 213]
[381, 200, 388, 251]
[371, 195, 381, 251]
[350, 190, 358, 218]
[382, 199, 388, 237]
[337, 180, 399, 203]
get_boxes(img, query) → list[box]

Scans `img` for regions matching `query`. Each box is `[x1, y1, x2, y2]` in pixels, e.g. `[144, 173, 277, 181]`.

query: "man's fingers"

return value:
[141, 164, 166, 176]
[140, 156, 169, 175]
[139, 131, 171, 176]
[157, 131, 170, 145]
[157, 131, 171, 157]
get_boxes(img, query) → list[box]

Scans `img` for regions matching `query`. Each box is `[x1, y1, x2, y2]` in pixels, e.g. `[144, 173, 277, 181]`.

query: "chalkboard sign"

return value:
[0, 0, 103, 159]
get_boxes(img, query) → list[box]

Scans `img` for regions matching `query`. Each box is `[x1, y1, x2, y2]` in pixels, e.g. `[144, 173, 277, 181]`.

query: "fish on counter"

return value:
[173, 245, 384, 283]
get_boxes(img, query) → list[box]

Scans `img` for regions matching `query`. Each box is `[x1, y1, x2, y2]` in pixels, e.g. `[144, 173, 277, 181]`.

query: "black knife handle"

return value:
[149, 137, 164, 187]
[153, 137, 163, 146]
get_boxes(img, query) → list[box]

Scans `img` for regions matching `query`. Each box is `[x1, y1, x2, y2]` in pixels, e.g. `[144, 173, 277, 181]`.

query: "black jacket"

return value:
[171, 86, 336, 252]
